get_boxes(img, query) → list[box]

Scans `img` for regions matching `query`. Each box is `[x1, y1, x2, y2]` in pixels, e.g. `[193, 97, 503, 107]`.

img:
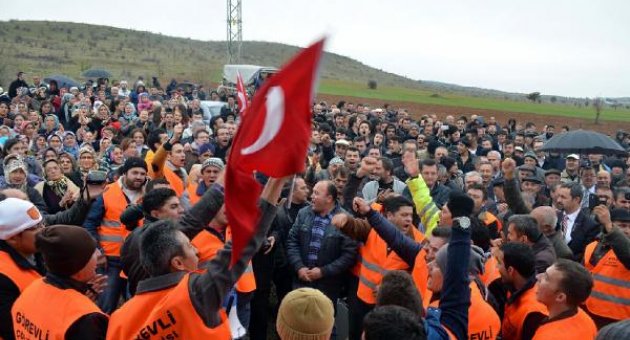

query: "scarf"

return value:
[46, 177, 69, 197]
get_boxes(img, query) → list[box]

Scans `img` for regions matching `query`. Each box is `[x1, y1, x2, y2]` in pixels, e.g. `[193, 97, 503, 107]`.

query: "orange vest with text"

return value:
[532, 308, 596, 340]
[186, 182, 202, 206]
[584, 241, 630, 321]
[107, 273, 230, 340]
[12, 278, 106, 340]
[191, 227, 256, 293]
[99, 182, 139, 257]
[357, 227, 425, 304]
[0, 251, 41, 293]
[502, 284, 548, 340]
[164, 166, 185, 197]
[429, 282, 501, 340]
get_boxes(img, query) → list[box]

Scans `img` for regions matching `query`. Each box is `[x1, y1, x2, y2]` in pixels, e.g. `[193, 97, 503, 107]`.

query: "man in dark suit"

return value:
[555, 182, 599, 260]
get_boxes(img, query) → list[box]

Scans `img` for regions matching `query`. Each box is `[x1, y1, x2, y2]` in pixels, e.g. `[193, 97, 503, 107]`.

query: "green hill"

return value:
[1, 20, 628, 123]
[0, 20, 421, 89]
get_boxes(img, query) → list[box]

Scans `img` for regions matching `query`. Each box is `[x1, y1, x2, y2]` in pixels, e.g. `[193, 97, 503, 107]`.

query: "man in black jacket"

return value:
[249, 176, 311, 340]
[286, 180, 358, 307]
[555, 182, 599, 260]
[8, 72, 28, 99]
[505, 214, 557, 273]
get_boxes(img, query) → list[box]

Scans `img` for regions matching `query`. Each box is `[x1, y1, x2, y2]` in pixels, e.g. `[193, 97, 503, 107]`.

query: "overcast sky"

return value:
[2, 0, 629, 97]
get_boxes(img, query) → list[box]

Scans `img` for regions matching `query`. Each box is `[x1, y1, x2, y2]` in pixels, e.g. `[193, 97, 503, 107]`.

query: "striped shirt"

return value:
[307, 213, 332, 267]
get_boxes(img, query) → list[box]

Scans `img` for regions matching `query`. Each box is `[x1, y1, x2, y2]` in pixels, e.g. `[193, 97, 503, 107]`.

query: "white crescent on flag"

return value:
[240, 86, 285, 155]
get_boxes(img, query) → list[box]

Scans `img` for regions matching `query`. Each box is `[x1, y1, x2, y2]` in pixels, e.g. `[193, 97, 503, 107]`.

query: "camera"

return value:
[625, 192, 630, 201]
[86, 170, 108, 185]
[588, 194, 607, 210]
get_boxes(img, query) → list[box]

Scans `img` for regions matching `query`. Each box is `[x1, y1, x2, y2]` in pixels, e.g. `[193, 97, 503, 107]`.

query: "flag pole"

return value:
[286, 175, 297, 209]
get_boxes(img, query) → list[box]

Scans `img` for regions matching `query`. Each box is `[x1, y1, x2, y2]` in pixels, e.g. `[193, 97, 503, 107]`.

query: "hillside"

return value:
[0, 20, 422, 89]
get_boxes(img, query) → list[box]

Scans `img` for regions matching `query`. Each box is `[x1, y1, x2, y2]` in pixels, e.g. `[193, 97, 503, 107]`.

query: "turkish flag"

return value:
[236, 72, 248, 115]
[226, 38, 325, 265]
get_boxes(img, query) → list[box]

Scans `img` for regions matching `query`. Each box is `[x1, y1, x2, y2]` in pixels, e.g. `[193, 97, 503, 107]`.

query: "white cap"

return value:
[566, 154, 580, 160]
[0, 198, 42, 240]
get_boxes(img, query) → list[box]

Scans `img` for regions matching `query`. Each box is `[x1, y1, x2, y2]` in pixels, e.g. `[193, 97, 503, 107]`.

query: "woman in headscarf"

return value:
[30, 134, 48, 157]
[101, 144, 125, 178]
[58, 152, 83, 187]
[46, 134, 63, 154]
[77, 146, 98, 181]
[62, 131, 80, 159]
[0, 155, 48, 213]
[40, 147, 58, 162]
[119, 102, 138, 136]
[39, 114, 61, 138]
[34, 158, 80, 214]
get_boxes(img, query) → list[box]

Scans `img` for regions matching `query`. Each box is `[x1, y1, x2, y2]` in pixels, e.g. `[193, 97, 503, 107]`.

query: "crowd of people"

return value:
[1, 70, 630, 340]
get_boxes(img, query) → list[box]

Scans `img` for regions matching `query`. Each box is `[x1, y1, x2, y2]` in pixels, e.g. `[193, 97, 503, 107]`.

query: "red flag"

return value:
[225, 38, 326, 265]
[236, 72, 248, 115]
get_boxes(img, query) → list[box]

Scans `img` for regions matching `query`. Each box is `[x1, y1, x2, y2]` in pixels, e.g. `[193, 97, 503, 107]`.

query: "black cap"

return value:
[122, 157, 148, 174]
[522, 176, 542, 184]
[524, 151, 537, 160]
[610, 209, 630, 222]
[492, 177, 505, 187]
[545, 169, 561, 177]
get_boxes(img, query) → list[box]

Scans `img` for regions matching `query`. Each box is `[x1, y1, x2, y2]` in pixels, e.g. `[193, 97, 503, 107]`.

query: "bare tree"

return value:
[593, 97, 604, 124]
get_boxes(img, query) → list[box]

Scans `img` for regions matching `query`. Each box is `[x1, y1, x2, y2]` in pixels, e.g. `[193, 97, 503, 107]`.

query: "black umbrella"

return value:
[44, 75, 81, 89]
[541, 129, 627, 156]
[82, 68, 112, 78]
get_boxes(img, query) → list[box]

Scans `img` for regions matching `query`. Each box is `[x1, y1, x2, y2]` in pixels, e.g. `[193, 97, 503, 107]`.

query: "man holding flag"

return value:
[108, 38, 327, 339]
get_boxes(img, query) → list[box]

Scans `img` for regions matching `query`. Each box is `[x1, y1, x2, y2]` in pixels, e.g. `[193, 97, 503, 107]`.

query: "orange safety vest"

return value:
[480, 254, 501, 286]
[186, 182, 202, 206]
[584, 241, 630, 321]
[502, 283, 548, 340]
[0, 251, 41, 293]
[191, 227, 256, 293]
[99, 182, 136, 257]
[107, 273, 231, 340]
[532, 308, 597, 340]
[411, 248, 429, 306]
[12, 278, 106, 339]
[357, 227, 425, 304]
[164, 166, 185, 197]
[429, 282, 501, 340]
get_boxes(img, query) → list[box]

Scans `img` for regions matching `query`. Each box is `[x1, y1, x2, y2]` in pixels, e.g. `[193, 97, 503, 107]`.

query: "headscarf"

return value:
[44, 159, 69, 197]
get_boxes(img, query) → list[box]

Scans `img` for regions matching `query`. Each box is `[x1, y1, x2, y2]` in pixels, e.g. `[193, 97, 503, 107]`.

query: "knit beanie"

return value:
[446, 191, 474, 218]
[0, 198, 42, 240]
[201, 157, 225, 171]
[36, 225, 96, 277]
[596, 319, 630, 340]
[435, 244, 485, 276]
[276, 288, 335, 340]
[121, 157, 147, 174]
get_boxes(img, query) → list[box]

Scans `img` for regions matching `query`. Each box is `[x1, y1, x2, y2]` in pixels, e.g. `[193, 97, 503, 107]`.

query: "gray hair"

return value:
[465, 171, 482, 183]
[488, 150, 501, 159]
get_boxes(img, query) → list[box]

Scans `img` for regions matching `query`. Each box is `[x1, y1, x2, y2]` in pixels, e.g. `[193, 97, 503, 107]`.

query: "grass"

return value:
[318, 80, 630, 122]
[1, 20, 627, 123]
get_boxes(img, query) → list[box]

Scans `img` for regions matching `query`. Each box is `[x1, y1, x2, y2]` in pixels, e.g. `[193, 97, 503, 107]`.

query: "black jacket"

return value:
[557, 209, 599, 261]
[531, 235, 557, 274]
[286, 205, 358, 301]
